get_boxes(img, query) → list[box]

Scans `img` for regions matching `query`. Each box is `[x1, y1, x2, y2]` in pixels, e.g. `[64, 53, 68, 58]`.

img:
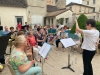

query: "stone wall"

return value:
[56, 0, 66, 9]
[27, 0, 46, 26]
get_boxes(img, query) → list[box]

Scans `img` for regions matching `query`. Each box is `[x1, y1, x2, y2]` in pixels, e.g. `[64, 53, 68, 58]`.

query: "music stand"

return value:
[0, 35, 10, 56]
[60, 38, 76, 72]
[39, 42, 52, 75]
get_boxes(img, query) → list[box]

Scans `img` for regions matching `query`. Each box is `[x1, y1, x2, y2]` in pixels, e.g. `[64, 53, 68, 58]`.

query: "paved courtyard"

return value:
[0, 45, 100, 75]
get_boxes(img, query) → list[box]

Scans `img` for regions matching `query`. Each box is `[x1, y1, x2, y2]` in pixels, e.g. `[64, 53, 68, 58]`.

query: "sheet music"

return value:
[39, 43, 52, 58]
[39, 43, 47, 54]
[60, 38, 76, 48]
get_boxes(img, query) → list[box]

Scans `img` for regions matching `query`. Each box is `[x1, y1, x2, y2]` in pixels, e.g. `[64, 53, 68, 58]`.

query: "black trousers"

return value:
[56, 39, 60, 48]
[82, 49, 95, 75]
[56, 39, 64, 48]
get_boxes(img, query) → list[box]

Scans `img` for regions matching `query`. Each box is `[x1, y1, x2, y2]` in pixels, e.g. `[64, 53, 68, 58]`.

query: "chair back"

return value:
[5, 57, 16, 75]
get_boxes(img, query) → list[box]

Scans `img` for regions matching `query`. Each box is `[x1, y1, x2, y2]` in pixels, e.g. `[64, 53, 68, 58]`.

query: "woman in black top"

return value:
[36, 28, 47, 46]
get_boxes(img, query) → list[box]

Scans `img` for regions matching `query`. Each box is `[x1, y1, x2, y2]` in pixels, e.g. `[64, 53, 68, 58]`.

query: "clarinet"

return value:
[28, 39, 35, 66]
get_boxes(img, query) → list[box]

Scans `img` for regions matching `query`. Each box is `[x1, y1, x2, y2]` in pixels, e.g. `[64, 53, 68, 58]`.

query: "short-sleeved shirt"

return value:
[9, 48, 29, 70]
[27, 36, 37, 46]
[81, 30, 99, 51]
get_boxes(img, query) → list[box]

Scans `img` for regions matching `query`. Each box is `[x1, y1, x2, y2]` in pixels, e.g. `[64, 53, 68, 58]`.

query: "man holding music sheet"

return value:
[75, 19, 99, 75]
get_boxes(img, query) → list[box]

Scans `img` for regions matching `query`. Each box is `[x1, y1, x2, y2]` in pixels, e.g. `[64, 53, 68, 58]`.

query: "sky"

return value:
[66, 0, 82, 5]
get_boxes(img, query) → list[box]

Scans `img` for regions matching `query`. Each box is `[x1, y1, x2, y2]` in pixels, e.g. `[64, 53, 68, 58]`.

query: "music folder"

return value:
[39, 42, 52, 59]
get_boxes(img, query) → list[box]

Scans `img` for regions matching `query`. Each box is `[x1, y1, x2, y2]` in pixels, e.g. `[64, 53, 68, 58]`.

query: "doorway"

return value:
[15, 16, 24, 26]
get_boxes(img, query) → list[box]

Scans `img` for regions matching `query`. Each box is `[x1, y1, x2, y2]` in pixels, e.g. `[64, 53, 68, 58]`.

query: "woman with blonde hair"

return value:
[10, 35, 42, 75]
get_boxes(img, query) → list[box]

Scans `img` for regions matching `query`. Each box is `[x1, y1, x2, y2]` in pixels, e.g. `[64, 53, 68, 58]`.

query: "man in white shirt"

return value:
[75, 19, 99, 75]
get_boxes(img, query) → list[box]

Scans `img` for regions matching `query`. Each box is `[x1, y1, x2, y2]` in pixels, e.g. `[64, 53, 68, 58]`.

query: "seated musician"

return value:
[73, 30, 82, 52]
[56, 27, 65, 51]
[3, 26, 10, 36]
[8, 27, 17, 39]
[74, 30, 81, 46]
[17, 31, 36, 61]
[9, 27, 15, 34]
[27, 31, 41, 61]
[10, 35, 42, 75]
[36, 28, 47, 46]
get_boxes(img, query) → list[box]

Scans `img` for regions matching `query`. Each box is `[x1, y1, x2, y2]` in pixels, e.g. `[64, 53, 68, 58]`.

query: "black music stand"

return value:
[60, 38, 75, 72]
[0, 35, 10, 56]
[0, 35, 10, 64]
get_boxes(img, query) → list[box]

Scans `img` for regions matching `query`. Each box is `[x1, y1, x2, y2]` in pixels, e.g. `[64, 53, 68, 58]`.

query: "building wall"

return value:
[46, 0, 55, 6]
[56, 0, 66, 9]
[0, 6, 27, 30]
[82, 0, 100, 12]
[27, 0, 46, 26]
[45, 17, 56, 26]
[66, 5, 93, 14]
[76, 13, 96, 20]
[56, 10, 73, 27]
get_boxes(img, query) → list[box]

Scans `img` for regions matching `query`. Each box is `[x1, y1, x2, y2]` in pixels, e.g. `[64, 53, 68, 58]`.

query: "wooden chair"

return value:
[5, 57, 16, 75]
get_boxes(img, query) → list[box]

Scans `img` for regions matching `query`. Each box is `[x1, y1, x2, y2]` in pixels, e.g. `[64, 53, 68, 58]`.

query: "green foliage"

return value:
[57, 18, 64, 25]
[96, 22, 100, 31]
[70, 14, 88, 33]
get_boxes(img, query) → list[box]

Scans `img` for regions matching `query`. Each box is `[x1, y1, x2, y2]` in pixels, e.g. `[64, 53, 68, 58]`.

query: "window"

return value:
[88, 8, 90, 13]
[93, 7, 95, 12]
[70, 7, 72, 11]
[48, 19, 50, 25]
[44, 17, 46, 25]
[93, 16, 95, 19]
[87, 1, 89, 5]
[51, 18, 53, 24]
[93, 0, 96, 4]
[66, 18, 69, 23]
[79, 6, 81, 12]
[15, 16, 23, 26]
[84, 7, 86, 13]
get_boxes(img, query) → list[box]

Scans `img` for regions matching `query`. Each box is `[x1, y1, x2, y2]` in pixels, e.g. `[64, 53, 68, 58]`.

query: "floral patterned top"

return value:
[9, 48, 29, 70]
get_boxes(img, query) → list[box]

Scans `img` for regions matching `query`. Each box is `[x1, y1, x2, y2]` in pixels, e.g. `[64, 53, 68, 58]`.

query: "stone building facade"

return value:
[46, 0, 55, 6]
[27, 0, 46, 26]
[82, 0, 100, 21]
[82, 0, 100, 12]
[55, 0, 66, 9]
[0, 0, 27, 29]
